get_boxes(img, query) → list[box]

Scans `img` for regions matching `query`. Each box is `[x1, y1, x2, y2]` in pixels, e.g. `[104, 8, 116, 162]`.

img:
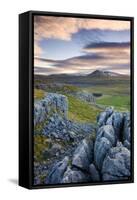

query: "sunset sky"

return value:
[34, 16, 130, 75]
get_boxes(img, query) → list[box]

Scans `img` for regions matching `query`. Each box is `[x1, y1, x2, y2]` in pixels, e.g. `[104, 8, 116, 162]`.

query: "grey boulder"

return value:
[123, 112, 130, 143]
[102, 144, 130, 181]
[34, 93, 68, 126]
[75, 91, 95, 103]
[124, 140, 130, 150]
[94, 125, 115, 170]
[94, 137, 112, 170]
[96, 125, 116, 146]
[89, 164, 100, 181]
[61, 167, 90, 183]
[97, 107, 114, 127]
[72, 136, 94, 171]
[106, 112, 123, 140]
[46, 156, 69, 184]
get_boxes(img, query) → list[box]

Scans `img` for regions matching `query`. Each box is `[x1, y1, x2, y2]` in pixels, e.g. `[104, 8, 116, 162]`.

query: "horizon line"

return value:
[34, 69, 130, 76]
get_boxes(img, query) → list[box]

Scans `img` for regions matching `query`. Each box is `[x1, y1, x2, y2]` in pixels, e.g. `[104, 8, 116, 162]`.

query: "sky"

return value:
[34, 16, 130, 75]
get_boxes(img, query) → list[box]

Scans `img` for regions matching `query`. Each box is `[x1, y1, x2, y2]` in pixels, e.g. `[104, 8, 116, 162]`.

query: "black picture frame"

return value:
[19, 10, 134, 189]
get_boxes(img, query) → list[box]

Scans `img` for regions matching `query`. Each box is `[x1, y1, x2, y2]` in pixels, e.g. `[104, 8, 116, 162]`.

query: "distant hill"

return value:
[35, 69, 128, 79]
[87, 70, 126, 78]
[34, 69, 130, 87]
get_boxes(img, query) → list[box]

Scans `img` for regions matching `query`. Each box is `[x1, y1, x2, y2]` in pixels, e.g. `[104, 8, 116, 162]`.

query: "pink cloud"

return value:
[34, 16, 130, 58]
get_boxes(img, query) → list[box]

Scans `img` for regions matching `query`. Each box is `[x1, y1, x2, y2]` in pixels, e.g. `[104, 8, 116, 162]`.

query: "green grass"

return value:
[84, 84, 130, 96]
[34, 134, 52, 162]
[82, 81, 130, 112]
[34, 89, 45, 100]
[67, 95, 101, 123]
[96, 95, 130, 111]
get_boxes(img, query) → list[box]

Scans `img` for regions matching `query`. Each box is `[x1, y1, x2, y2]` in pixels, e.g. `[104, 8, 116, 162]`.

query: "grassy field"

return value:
[96, 95, 130, 111]
[84, 84, 130, 96]
[83, 81, 130, 112]
[34, 74, 130, 125]
[67, 95, 101, 123]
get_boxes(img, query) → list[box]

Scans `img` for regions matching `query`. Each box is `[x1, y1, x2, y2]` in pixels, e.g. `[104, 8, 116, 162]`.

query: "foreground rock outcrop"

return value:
[34, 93, 94, 141]
[72, 136, 94, 171]
[94, 107, 131, 181]
[45, 136, 95, 184]
[94, 125, 116, 170]
[46, 156, 69, 184]
[34, 93, 131, 185]
[102, 142, 130, 180]
[62, 166, 90, 183]
[34, 93, 68, 126]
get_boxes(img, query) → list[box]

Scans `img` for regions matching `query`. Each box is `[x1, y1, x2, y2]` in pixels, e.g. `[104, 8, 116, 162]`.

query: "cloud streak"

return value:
[34, 41, 130, 75]
[84, 42, 130, 49]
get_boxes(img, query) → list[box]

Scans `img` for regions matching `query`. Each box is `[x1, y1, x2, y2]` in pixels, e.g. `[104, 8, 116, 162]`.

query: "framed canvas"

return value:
[19, 11, 134, 189]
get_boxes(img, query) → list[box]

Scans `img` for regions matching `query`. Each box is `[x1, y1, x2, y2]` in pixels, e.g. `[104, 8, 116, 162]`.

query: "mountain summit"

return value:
[87, 70, 122, 78]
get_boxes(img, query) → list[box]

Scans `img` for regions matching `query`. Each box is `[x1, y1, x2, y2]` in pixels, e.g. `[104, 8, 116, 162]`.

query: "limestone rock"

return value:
[96, 125, 116, 146]
[102, 145, 130, 181]
[94, 137, 112, 170]
[34, 93, 68, 126]
[97, 107, 114, 127]
[106, 112, 124, 140]
[75, 91, 95, 103]
[89, 164, 100, 181]
[62, 167, 90, 183]
[46, 156, 69, 184]
[72, 137, 94, 171]
[123, 112, 131, 143]
[94, 125, 116, 170]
